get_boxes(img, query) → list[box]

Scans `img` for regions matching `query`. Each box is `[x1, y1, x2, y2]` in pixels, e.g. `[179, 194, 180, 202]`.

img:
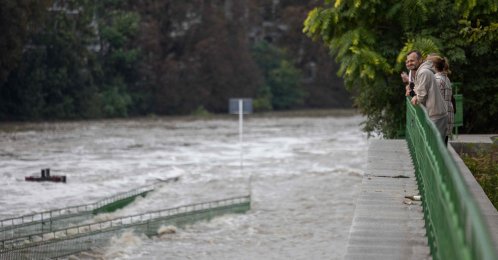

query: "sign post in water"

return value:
[229, 98, 252, 174]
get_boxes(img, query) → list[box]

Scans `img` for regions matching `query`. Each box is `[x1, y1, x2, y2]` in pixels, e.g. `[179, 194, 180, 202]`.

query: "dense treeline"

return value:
[2, 1, 495, 135]
[0, 0, 348, 121]
[304, 0, 498, 136]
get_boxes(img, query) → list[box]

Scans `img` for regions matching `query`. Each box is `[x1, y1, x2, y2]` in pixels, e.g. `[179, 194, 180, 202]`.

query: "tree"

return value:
[0, 0, 52, 86]
[1, 0, 100, 119]
[251, 41, 304, 110]
[96, 3, 141, 117]
[133, 0, 263, 115]
[304, 0, 498, 136]
[0, 0, 144, 120]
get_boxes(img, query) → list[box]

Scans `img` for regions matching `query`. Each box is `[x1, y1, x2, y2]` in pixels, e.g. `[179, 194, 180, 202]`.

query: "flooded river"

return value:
[0, 111, 367, 259]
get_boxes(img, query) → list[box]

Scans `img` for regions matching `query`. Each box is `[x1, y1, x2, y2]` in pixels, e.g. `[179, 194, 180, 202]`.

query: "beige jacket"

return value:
[414, 61, 447, 119]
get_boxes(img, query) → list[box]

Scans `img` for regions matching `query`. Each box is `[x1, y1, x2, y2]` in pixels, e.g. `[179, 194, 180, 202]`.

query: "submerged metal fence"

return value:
[0, 184, 155, 241]
[405, 98, 497, 260]
[0, 195, 250, 259]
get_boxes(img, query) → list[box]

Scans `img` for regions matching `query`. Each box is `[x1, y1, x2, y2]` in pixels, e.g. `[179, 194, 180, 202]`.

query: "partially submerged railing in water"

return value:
[405, 97, 497, 260]
[0, 183, 155, 241]
[0, 195, 250, 259]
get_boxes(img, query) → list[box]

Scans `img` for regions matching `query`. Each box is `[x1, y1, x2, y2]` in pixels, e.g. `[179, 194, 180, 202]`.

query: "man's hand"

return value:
[401, 72, 409, 84]
[405, 85, 411, 97]
[411, 96, 418, 105]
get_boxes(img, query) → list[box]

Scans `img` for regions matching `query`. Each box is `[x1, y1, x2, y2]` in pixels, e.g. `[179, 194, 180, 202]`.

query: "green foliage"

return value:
[461, 143, 498, 210]
[100, 84, 132, 117]
[304, 1, 408, 137]
[304, 0, 498, 136]
[0, 0, 52, 85]
[253, 85, 273, 112]
[251, 41, 284, 78]
[0, 0, 100, 120]
[251, 41, 305, 110]
[269, 60, 304, 109]
[0, 0, 143, 120]
[190, 106, 211, 117]
[4, 1, 495, 123]
[459, 20, 498, 56]
[100, 11, 140, 49]
[96, 4, 142, 118]
[253, 97, 273, 112]
[396, 38, 440, 70]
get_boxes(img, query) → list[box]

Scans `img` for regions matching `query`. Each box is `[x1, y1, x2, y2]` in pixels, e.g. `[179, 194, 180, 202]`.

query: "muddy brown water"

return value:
[0, 112, 368, 259]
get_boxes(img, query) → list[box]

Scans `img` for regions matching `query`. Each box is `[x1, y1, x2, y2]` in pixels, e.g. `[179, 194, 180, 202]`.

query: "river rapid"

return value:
[0, 111, 368, 259]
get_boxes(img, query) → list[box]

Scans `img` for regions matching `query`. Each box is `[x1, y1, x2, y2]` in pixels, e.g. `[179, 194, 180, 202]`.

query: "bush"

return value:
[461, 143, 498, 210]
[191, 106, 211, 117]
[251, 41, 305, 110]
[101, 85, 132, 117]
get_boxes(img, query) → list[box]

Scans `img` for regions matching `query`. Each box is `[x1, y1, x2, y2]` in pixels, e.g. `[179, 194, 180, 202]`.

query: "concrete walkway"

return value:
[452, 134, 496, 144]
[345, 139, 431, 260]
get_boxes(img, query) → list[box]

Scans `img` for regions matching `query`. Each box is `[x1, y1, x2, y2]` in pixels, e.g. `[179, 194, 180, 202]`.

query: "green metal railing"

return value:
[0, 183, 155, 241]
[0, 195, 250, 259]
[405, 97, 497, 260]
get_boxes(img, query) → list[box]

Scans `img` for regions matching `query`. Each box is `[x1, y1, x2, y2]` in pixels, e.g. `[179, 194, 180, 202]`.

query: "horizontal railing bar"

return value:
[0, 184, 156, 231]
[0, 195, 250, 252]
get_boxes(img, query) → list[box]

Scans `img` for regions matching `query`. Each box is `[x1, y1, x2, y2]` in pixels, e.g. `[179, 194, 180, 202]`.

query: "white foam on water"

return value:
[0, 113, 367, 259]
[104, 231, 144, 258]
[156, 225, 177, 236]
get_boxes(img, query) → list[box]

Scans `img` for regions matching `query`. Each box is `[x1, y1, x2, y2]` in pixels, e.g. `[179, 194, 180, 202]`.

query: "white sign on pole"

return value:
[229, 98, 253, 114]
